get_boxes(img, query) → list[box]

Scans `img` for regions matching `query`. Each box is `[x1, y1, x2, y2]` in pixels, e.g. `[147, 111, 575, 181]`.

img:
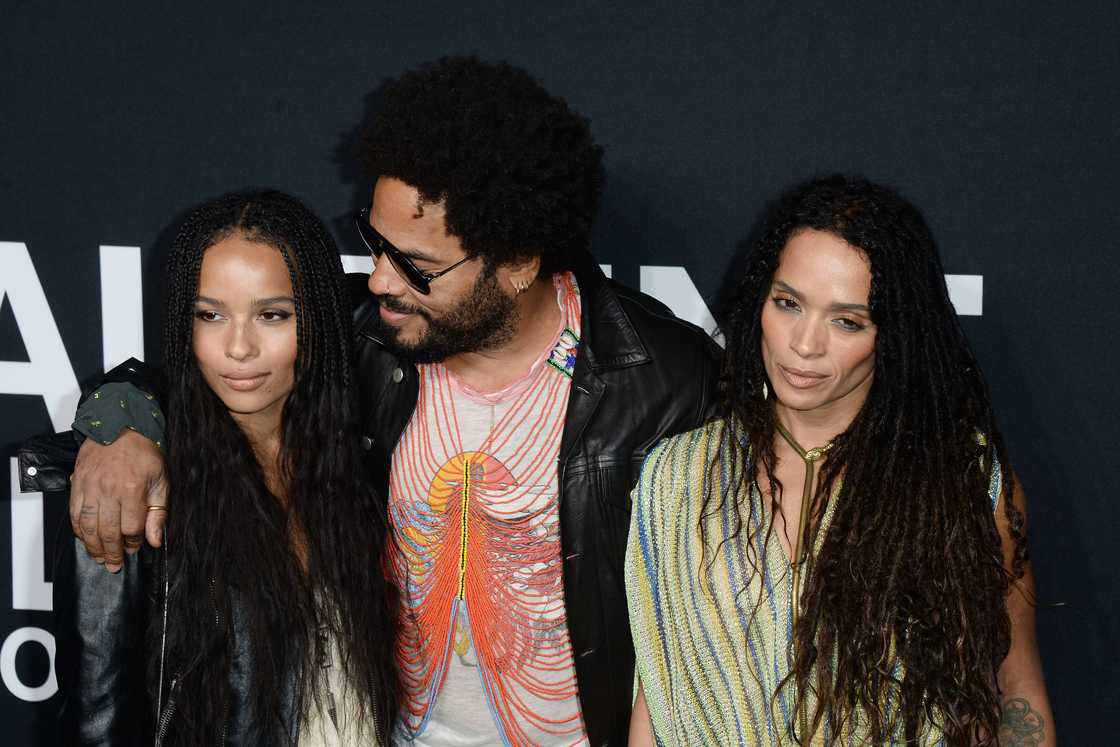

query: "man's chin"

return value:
[374, 321, 451, 364]
[371, 277, 516, 364]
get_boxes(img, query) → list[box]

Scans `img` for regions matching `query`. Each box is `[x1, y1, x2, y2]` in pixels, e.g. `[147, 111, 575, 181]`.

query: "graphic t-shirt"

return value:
[389, 273, 587, 746]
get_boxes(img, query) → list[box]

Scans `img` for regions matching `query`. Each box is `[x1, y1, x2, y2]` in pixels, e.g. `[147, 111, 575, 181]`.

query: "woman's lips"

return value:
[778, 364, 828, 389]
[221, 373, 269, 391]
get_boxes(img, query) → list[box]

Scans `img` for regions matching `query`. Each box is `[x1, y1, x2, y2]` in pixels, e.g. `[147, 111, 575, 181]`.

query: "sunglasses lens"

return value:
[356, 212, 431, 294]
[384, 252, 431, 295]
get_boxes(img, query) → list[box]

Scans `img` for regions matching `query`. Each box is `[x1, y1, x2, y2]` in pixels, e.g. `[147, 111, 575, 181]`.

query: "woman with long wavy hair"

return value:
[625, 175, 1053, 745]
[56, 190, 398, 744]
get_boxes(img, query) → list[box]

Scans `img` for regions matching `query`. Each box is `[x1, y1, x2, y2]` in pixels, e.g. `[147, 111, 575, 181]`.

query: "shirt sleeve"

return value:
[625, 441, 678, 745]
[72, 381, 166, 449]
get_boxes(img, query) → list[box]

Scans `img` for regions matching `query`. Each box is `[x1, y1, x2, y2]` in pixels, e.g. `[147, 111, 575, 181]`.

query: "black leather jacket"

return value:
[20, 252, 720, 746]
[351, 254, 720, 745]
[23, 431, 302, 745]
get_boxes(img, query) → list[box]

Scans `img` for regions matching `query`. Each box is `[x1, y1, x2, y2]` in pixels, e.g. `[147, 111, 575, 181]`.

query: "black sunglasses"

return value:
[353, 208, 471, 295]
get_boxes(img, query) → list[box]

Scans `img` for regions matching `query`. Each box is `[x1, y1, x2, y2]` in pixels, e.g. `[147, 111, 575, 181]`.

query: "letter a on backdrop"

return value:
[0, 242, 80, 433]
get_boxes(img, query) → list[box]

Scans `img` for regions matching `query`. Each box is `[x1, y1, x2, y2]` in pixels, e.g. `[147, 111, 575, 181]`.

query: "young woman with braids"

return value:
[55, 190, 398, 744]
[625, 175, 1053, 746]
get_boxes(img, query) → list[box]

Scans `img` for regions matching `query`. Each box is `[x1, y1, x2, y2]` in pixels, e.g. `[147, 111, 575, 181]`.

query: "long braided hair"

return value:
[156, 190, 398, 743]
[708, 175, 1026, 744]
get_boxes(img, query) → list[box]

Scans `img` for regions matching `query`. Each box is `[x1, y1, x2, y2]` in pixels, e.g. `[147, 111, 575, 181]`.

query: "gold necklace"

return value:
[772, 418, 833, 622]
[773, 417, 834, 743]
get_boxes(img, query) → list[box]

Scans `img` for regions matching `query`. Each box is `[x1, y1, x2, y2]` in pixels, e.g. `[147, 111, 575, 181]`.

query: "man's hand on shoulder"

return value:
[69, 430, 168, 572]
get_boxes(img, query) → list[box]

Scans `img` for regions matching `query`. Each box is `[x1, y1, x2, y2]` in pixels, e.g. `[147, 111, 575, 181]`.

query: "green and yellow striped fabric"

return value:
[625, 419, 1001, 746]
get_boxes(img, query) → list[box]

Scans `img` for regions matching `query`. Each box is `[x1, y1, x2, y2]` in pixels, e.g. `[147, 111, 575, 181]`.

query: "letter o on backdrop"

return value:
[1, 627, 57, 702]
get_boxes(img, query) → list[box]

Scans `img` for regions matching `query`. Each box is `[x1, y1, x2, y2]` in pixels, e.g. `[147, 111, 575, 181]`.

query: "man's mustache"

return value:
[376, 294, 429, 319]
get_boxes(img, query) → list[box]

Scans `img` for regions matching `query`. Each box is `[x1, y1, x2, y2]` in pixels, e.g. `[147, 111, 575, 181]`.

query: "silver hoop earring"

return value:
[761, 380, 769, 400]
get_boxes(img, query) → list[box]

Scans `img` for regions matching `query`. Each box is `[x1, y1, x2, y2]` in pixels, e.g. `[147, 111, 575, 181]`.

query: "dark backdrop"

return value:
[2, 2, 1116, 743]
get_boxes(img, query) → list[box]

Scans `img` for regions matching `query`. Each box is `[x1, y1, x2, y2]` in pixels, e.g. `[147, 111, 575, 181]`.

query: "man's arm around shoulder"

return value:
[68, 358, 168, 571]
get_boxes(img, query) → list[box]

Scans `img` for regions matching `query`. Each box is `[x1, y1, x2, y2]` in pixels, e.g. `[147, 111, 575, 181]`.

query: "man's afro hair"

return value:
[359, 56, 604, 276]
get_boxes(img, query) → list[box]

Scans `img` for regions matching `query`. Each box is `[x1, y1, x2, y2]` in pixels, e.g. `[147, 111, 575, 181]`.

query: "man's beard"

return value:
[373, 265, 519, 364]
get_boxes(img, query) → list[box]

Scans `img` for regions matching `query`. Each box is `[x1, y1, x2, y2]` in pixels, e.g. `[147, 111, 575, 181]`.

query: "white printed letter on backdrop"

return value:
[0, 242, 80, 432]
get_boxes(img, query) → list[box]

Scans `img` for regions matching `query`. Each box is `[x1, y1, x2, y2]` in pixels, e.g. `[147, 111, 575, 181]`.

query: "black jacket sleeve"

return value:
[54, 514, 154, 744]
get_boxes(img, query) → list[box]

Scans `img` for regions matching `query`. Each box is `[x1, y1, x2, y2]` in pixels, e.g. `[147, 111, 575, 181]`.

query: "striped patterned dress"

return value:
[625, 419, 1002, 746]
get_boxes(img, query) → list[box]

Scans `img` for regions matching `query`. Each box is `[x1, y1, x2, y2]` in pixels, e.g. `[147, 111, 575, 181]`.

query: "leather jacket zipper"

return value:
[210, 579, 227, 743]
[154, 535, 175, 745]
[156, 538, 171, 718]
[154, 676, 180, 746]
[372, 690, 381, 745]
[155, 537, 229, 744]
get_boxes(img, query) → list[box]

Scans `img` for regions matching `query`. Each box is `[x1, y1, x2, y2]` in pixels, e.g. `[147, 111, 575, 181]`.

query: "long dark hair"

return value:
[710, 175, 1026, 744]
[156, 190, 398, 743]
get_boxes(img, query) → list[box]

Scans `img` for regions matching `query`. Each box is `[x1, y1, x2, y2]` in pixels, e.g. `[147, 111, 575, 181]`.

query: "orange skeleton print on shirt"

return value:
[389, 273, 586, 746]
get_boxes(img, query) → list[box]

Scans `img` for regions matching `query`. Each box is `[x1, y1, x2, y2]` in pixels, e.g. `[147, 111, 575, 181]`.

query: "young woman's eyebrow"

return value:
[194, 296, 296, 307]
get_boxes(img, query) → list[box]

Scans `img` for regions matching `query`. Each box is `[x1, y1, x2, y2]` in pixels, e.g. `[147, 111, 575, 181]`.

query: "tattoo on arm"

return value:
[998, 698, 1045, 746]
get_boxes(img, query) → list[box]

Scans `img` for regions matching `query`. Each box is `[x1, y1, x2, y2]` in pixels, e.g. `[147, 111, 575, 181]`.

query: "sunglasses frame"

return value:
[353, 208, 471, 295]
